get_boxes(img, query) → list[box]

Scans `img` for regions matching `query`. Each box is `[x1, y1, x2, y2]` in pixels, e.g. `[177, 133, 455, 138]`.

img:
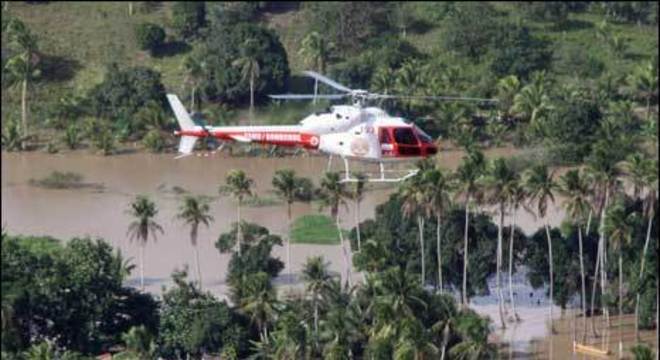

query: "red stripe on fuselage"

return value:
[175, 130, 320, 149]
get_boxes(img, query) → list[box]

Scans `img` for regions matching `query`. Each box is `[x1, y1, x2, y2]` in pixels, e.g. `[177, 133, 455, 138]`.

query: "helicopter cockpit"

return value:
[378, 124, 437, 158]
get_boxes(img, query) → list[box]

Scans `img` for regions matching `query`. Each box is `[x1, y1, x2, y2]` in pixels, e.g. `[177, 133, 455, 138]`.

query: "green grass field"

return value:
[290, 214, 346, 245]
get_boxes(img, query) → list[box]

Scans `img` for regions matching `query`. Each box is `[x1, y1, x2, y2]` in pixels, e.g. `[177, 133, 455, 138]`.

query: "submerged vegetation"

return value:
[1, 1, 658, 359]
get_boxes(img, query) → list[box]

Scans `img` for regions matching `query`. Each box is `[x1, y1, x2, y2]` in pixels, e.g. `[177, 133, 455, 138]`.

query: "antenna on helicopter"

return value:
[269, 71, 499, 107]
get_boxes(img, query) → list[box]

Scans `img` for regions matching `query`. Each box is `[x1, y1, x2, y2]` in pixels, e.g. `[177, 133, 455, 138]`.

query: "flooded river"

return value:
[2, 147, 580, 356]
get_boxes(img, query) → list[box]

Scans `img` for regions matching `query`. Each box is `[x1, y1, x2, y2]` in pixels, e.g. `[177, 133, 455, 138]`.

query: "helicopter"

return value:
[167, 71, 496, 183]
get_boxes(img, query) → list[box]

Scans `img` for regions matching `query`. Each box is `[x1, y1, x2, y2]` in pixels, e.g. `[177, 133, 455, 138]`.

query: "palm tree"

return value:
[4, 18, 40, 150]
[604, 203, 636, 359]
[371, 66, 396, 106]
[558, 169, 592, 340]
[319, 172, 351, 287]
[524, 164, 558, 333]
[182, 54, 205, 111]
[272, 169, 302, 284]
[393, 318, 439, 360]
[506, 177, 527, 322]
[222, 169, 254, 255]
[587, 143, 624, 330]
[126, 195, 163, 291]
[623, 155, 658, 341]
[302, 256, 331, 351]
[241, 272, 279, 342]
[115, 325, 156, 360]
[349, 172, 367, 252]
[482, 158, 516, 329]
[496, 75, 521, 123]
[400, 173, 429, 286]
[233, 38, 261, 124]
[627, 61, 658, 122]
[423, 167, 453, 294]
[512, 77, 553, 139]
[176, 195, 214, 289]
[455, 149, 486, 307]
[299, 31, 334, 103]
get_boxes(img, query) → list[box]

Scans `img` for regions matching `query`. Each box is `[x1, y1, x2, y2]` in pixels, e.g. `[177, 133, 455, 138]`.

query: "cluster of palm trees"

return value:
[124, 168, 368, 292]
[397, 146, 658, 344]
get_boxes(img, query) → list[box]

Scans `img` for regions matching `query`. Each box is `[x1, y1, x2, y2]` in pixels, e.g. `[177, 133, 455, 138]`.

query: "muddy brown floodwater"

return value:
[2, 147, 589, 357]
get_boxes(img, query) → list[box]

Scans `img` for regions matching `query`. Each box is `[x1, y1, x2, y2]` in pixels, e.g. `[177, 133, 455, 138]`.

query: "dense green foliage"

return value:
[170, 2, 206, 40]
[135, 23, 165, 54]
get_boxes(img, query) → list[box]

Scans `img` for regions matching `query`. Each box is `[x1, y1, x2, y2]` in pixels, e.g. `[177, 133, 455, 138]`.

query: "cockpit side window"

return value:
[393, 128, 418, 145]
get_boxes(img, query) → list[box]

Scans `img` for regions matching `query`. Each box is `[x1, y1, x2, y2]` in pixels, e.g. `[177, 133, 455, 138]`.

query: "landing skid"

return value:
[337, 157, 419, 183]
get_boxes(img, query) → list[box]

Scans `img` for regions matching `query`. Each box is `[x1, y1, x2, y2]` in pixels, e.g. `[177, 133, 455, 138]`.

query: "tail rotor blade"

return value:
[268, 94, 347, 100]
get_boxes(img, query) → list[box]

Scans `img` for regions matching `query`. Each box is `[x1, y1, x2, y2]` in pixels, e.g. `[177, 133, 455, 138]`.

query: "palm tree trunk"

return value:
[509, 206, 518, 321]
[436, 213, 442, 294]
[195, 245, 202, 290]
[314, 296, 319, 348]
[618, 254, 623, 359]
[497, 203, 506, 329]
[578, 225, 587, 340]
[249, 72, 254, 125]
[287, 204, 292, 284]
[140, 241, 145, 291]
[337, 215, 351, 288]
[418, 215, 426, 286]
[190, 86, 196, 112]
[635, 212, 653, 342]
[237, 201, 242, 256]
[462, 197, 470, 307]
[355, 200, 362, 252]
[600, 189, 610, 329]
[545, 222, 555, 333]
[591, 238, 601, 338]
[586, 209, 593, 235]
[128, 1, 133, 16]
[21, 78, 28, 150]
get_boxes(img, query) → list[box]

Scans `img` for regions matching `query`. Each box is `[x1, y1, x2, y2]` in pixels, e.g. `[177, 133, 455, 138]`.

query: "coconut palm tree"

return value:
[299, 31, 334, 103]
[4, 18, 40, 150]
[176, 195, 214, 289]
[481, 158, 516, 329]
[586, 143, 625, 330]
[604, 203, 636, 359]
[558, 169, 592, 340]
[371, 66, 396, 106]
[423, 167, 453, 294]
[627, 61, 658, 122]
[506, 177, 528, 322]
[455, 149, 486, 307]
[496, 75, 521, 123]
[272, 169, 303, 284]
[319, 172, 351, 287]
[222, 169, 254, 255]
[512, 78, 553, 139]
[126, 195, 164, 291]
[114, 325, 156, 360]
[233, 38, 261, 124]
[182, 54, 205, 111]
[393, 317, 439, 360]
[524, 164, 558, 333]
[241, 272, 279, 342]
[349, 172, 367, 252]
[623, 155, 658, 341]
[302, 256, 332, 351]
[400, 173, 430, 286]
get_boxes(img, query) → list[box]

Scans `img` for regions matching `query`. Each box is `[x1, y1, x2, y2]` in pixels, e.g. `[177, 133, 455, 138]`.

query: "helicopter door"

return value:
[379, 127, 394, 156]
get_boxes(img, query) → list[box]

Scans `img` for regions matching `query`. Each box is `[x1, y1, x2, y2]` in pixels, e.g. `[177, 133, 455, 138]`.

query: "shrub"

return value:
[171, 2, 206, 39]
[142, 129, 165, 153]
[62, 124, 80, 150]
[135, 23, 165, 54]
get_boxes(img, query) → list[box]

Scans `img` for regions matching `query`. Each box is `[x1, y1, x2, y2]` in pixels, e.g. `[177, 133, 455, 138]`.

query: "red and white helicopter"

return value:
[167, 71, 496, 182]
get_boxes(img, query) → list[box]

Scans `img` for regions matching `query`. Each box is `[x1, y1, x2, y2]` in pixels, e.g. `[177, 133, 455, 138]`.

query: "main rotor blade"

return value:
[372, 94, 499, 102]
[301, 71, 353, 93]
[268, 94, 347, 100]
